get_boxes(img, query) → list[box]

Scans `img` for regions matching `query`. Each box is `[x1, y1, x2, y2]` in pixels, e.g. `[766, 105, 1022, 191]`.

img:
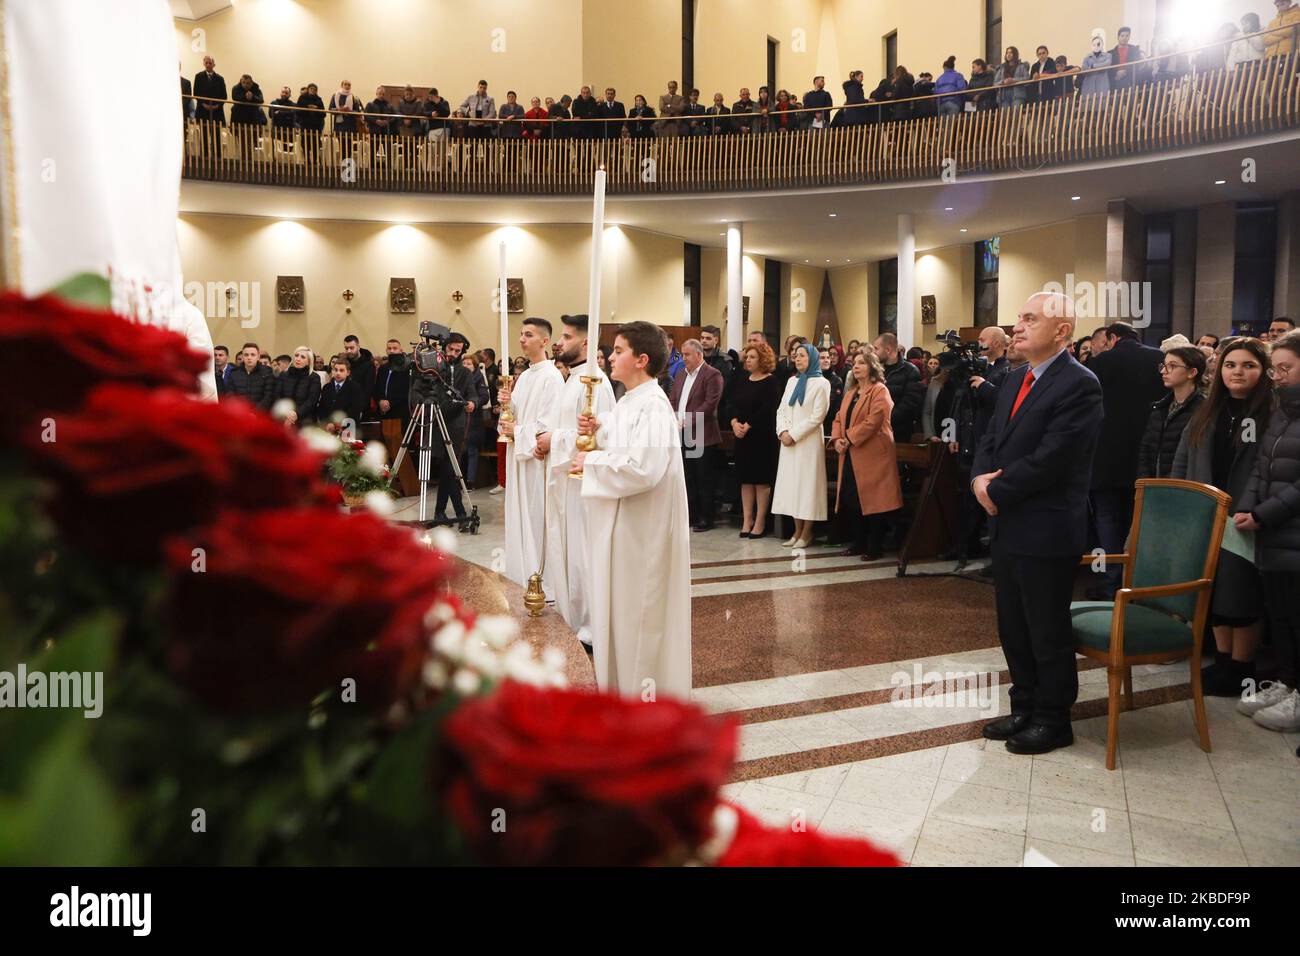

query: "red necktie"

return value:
[1009, 368, 1035, 419]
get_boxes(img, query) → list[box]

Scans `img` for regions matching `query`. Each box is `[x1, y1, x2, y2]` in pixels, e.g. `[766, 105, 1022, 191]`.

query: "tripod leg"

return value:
[390, 410, 421, 477]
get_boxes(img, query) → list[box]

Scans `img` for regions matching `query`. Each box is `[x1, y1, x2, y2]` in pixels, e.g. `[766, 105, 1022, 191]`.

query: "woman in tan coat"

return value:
[831, 350, 903, 560]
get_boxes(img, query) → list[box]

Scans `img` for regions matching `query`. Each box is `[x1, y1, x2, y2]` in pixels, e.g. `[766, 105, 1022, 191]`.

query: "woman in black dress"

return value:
[729, 342, 782, 538]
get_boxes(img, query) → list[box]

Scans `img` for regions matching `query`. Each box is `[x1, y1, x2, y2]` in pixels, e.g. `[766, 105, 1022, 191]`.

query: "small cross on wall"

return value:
[451, 290, 464, 302]
[342, 289, 354, 301]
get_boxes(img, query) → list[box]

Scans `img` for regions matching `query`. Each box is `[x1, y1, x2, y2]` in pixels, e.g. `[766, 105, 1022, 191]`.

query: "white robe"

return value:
[503, 359, 565, 592]
[545, 361, 617, 645]
[581, 379, 692, 701]
[772, 376, 830, 521]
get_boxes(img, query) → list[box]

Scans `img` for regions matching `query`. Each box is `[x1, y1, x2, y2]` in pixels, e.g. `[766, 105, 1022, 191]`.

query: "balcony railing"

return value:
[182, 43, 1300, 196]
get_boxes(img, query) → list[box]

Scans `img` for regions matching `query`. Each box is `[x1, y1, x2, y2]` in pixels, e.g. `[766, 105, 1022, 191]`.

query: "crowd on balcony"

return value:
[181, 2, 1300, 141]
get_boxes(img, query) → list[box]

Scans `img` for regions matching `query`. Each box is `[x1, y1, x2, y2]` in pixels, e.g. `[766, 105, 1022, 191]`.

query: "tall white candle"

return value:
[498, 240, 508, 378]
[587, 168, 606, 346]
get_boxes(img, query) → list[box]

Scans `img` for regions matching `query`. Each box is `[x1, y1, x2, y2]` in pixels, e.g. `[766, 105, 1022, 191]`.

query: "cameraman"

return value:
[410, 332, 480, 524]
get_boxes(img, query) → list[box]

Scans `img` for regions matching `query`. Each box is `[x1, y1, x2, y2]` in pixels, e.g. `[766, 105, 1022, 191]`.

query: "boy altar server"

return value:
[542, 314, 617, 647]
[497, 318, 565, 592]
[570, 321, 691, 700]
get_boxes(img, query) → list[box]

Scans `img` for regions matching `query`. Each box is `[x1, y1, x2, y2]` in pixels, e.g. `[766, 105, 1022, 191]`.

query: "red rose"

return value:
[163, 508, 452, 714]
[716, 803, 901, 867]
[437, 681, 737, 866]
[26, 384, 328, 559]
[0, 291, 209, 435]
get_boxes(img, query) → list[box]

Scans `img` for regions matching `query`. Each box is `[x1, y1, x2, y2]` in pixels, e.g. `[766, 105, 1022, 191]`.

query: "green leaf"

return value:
[0, 721, 124, 865]
[357, 709, 440, 828]
[46, 272, 112, 309]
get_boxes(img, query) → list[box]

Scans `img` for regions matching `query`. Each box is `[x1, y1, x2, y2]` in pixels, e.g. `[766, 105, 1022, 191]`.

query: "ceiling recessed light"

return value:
[804, 259, 809, 263]
[1071, 196, 1081, 201]
[829, 213, 837, 218]
[960, 228, 968, 233]
[825, 259, 831, 263]
[944, 206, 954, 211]
[1215, 179, 1227, 185]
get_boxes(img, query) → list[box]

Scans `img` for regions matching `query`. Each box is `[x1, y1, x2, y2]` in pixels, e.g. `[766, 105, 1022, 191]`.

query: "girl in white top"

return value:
[772, 343, 830, 548]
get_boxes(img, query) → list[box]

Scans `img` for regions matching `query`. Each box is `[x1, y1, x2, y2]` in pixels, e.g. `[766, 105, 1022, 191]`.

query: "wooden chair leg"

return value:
[1105, 667, 1122, 771]
[1122, 666, 1135, 711]
[1189, 654, 1212, 755]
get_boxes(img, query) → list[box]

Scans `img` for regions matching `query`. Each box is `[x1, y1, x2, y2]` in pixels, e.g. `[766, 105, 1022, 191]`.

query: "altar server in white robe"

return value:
[571, 321, 691, 700]
[771, 343, 829, 549]
[543, 314, 617, 647]
[497, 318, 565, 592]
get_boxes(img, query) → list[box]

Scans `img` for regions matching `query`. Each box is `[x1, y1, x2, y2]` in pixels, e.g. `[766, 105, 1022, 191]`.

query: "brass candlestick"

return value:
[569, 375, 599, 480]
[497, 373, 516, 443]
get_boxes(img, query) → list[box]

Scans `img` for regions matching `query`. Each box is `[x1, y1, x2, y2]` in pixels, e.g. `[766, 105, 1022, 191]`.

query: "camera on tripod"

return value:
[411, 320, 452, 374]
[936, 330, 989, 382]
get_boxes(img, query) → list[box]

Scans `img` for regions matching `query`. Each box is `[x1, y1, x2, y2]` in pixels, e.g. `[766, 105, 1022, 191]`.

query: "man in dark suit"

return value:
[570, 85, 600, 139]
[374, 338, 414, 495]
[972, 292, 1103, 755]
[670, 340, 725, 531]
[597, 87, 626, 139]
[193, 56, 226, 125]
[317, 358, 366, 427]
[1085, 320, 1165, 598]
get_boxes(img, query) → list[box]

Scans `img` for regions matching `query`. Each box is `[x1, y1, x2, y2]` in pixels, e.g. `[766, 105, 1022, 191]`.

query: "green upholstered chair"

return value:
[1071, 479, 1231, 770]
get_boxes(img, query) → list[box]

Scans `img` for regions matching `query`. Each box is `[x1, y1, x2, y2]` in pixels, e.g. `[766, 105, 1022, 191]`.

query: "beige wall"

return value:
[177, 0, 585, 111]
[782, 263, 826, 341]
[694, 0, 824, 98]
[178, 214, 681, 359]
[701, 248, 766, 345]
[827, 262, 873, 344]
[996, 213, 1108, 334]
[915, 243, 974, 348]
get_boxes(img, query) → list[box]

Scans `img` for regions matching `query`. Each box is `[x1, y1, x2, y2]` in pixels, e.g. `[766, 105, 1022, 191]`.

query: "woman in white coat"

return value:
[772, 343, 830, 548]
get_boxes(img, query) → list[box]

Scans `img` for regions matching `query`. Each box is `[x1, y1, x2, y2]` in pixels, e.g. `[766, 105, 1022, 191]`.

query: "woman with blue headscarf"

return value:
[772, 343, 831, 548]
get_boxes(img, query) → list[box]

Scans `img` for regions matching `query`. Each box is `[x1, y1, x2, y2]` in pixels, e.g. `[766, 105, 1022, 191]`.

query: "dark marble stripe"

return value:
[691, 550, 856, 570]
[730, 660, 1110, 725]
[729, 682, 1194, 782]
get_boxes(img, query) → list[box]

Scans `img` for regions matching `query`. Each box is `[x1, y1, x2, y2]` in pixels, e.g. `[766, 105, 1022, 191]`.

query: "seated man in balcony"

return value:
[269, 85, 297, 143]
[396, 85, 426, 138]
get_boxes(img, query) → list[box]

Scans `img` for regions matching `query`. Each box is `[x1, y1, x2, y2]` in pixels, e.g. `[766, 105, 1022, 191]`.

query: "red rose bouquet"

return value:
[0, 291, 209, 433]
[162, 507, 452, 714]
[25, 383, 329, 559]
[438, 680, 737, 865]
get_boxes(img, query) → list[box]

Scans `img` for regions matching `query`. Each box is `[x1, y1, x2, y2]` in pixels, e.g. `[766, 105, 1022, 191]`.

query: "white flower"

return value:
[452, 668, 482, 696]
[422, 660, 449, 690]
[423, 601, 456, 631]
[363, 490, 396, 516]
[271, 398, 295, 421]
[359, 441, 388, 476]
[430, 527, 459, 554]
[433, 620, 467, 659]
[463, 639, 504, 679]
[541, 647, 567, 675]
[475, 615, 518, 650]
[300, 428, 342, 454]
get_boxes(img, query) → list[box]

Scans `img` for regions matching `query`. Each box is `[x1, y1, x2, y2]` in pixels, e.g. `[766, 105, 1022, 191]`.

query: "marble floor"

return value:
[397, 488, 1300, 866]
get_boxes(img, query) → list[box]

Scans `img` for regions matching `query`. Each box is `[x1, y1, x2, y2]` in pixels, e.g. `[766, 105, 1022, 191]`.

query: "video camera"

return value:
[407, 321, 466, 408]
[935, 330, 989, 382]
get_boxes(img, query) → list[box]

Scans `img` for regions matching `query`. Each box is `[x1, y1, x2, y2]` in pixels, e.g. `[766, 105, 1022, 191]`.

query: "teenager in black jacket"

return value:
[317, 359, 366, 428]
[273, 347, 321, 428]
[224, 346, 275, 410]
[1137, 346, 1206, 478]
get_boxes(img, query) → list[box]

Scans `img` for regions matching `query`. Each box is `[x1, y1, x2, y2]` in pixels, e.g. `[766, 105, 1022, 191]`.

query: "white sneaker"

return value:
[1236, 680, 1292, 716]
[1252, 689, 1300, 732]
[488, 485, 504, 495]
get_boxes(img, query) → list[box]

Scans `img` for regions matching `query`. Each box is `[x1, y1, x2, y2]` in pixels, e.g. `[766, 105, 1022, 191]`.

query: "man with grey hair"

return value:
[669, 339, 725, 531]
[971, 292, 1103, 756]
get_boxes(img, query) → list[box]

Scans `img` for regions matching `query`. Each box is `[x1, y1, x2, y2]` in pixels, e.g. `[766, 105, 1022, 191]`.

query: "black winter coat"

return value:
[882, 357, 925, 441]
[1238, 385, 1300, 571]
[1137, 390, 1204, 479]
[230, 83, 266, 125]
[224, 364, 275, 409]
[273, 366, 321, 426]
[1088, 338, 1166, 489]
